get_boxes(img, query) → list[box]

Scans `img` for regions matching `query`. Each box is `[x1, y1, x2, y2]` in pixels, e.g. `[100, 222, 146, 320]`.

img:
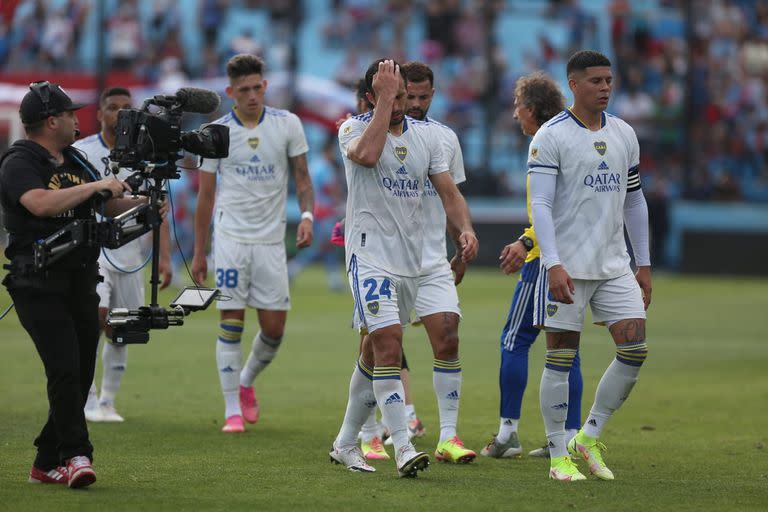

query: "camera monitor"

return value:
[170, 287, 219, 311]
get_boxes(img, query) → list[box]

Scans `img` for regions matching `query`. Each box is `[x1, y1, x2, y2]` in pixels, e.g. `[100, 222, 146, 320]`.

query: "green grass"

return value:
[1, 268, 767, 511]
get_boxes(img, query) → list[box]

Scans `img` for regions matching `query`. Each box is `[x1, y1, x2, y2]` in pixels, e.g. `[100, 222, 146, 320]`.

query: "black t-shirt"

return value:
[0, 140, 100, 269]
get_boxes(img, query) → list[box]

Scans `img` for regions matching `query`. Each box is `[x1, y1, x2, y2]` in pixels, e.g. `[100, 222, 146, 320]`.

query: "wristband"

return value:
[300, 211, 314, 222]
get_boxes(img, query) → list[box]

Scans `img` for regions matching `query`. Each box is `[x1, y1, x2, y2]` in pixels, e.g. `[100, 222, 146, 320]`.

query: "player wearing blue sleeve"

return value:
[528, 51, 652, 481]
[192, 54, 315, 433]
[480, 72, 584, 459]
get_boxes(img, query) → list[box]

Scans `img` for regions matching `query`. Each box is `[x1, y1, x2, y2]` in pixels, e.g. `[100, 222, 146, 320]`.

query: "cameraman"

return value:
[74, 87, 173, 424]
[0, 82, 136, 488]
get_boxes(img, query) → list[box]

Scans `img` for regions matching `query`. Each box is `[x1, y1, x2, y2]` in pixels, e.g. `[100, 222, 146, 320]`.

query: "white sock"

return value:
[373, 367, 409, 452]
[497, 418, 518, 444]
[433, 359, 462, 442]
[99, 340, 126, 406]
[540, 367, 571, 459]
[583, 358, 643, 438]
[359, 408, 379, 443]
[241, 331, 282, 387]
[404, 403, 416, 421]
[336, 359, 376, 447]
[540, 349, 577, 458]
[566, 428, 578, 443]
[217, 340, 242, 418]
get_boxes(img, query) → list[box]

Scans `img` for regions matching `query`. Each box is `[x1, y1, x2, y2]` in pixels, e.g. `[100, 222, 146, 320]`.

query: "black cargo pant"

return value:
[5, 265, 100, 469]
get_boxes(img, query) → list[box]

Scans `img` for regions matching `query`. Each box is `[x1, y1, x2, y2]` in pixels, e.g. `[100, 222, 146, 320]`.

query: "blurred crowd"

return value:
[2, 0, 768, 205]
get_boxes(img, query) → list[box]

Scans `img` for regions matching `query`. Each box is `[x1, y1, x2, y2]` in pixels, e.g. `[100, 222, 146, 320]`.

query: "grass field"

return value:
[0, 267, 766, 511]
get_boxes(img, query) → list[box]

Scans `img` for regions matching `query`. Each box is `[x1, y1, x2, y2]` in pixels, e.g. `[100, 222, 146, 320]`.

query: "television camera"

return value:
[32, 87, 230, 344]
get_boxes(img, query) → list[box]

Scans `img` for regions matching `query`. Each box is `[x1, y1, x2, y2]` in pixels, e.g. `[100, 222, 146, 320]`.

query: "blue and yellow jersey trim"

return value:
[231, 106, 266, 127]
[97, 132, 112, 150]
[566, 107, 607, 129]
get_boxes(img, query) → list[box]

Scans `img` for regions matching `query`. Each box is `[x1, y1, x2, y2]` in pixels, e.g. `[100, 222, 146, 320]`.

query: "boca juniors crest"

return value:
[395, 146, 408, 162]
[546, 304, 558, 317]
[248, 137, 260, 150]
[367, 301, 380, 315]
[594, 141, 607, 155]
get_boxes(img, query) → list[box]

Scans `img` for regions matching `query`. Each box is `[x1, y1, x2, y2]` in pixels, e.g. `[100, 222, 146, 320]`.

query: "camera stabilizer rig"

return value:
[33, 87, 230, 344]
[32, 172, 219, 344]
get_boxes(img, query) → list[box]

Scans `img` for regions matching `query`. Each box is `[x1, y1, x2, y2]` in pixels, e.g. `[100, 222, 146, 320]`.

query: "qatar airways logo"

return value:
[382, 177, 420, 198]
[235, 163, 276, 182]
[584, 161, 621, 192]
[422, 178, 438, 197]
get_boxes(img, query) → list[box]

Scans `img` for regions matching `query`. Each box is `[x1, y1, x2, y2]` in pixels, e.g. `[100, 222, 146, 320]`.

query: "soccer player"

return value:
[360, 62, 474, 462]
[335, 78, 426, 460]
[528, 50, 651, 481]
[396, 60, 475, 463]
[480, 73, 584, 459]
[329, 58, 477, 477]
[192, 54, 314, 433]
[73, 87, 173, 423]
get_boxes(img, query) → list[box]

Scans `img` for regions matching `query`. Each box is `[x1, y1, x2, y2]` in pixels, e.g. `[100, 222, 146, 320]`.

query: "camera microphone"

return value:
[174, 88, 221, 114]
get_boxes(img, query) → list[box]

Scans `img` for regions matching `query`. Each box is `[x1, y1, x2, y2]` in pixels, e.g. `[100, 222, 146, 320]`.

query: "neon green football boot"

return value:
[435, 436, 476, 463]
[549, 455, 586, 481]
[567, 432, 614, 480]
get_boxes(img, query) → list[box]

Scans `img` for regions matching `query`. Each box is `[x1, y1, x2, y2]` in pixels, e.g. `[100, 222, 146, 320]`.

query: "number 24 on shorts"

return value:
[363, 278, 392, 301]
[216, 268, 239, 288]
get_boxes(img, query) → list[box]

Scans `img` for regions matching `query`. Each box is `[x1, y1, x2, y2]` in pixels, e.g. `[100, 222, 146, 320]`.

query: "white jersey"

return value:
[339, 113, 448, 277]
[200, 107, 309, 243]
[527, 110, 640, 279]
[73, 133, 147, 271]
[419, 117, 466, 274]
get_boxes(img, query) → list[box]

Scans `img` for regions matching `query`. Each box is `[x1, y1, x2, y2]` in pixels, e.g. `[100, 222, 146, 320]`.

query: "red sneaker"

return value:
[239, 385, 260, 424]
[66, 456, 96, 488]
[28, 465, 68, 484]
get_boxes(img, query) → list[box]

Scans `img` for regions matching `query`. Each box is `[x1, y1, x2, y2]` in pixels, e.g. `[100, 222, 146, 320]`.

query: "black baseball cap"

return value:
[19, 81, 87, 124]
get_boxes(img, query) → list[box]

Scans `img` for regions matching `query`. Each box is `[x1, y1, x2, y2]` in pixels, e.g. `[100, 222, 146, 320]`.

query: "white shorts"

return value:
[213, 235, 290, 311]
[97, 268, 145, 310]
[533, 268, 646, 332]
[413, 262, 462, 319]
[348, 254, 418, 334]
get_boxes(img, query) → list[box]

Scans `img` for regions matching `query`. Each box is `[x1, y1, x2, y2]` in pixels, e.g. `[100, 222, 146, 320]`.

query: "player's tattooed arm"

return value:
[291, 153, 314, 249]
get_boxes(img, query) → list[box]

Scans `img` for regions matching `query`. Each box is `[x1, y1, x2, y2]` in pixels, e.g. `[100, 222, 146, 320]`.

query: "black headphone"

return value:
[28, 81, 56, 120]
